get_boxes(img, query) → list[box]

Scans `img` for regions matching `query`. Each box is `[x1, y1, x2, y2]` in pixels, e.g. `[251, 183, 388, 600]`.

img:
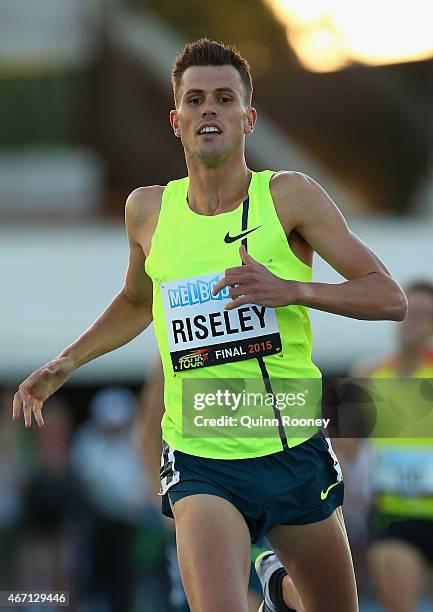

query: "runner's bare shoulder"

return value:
[269, 171, 316, 227]
[270, 171, 325, 214]
[125, 185, 165, 252]
[126, 185, 164, 224]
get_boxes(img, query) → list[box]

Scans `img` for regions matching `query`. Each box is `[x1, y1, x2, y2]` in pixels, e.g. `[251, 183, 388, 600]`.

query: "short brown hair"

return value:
[172, 38, 253, 106]
[405, 280, 433, 324]
[405, 280, 433, 300]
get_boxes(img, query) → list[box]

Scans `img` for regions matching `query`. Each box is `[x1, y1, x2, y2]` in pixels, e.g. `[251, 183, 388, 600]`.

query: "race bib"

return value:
[373, 446, 433, 496]
[160, 271, 282, 371]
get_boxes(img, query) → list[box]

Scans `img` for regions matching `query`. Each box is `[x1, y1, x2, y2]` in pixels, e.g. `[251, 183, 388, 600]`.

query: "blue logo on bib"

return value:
[168, 276, 230, 308]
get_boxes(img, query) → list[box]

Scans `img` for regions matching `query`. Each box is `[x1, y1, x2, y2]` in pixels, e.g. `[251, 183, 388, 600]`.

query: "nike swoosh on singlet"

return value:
[224, 225, 261, 243]
[320, 481, 340, 500]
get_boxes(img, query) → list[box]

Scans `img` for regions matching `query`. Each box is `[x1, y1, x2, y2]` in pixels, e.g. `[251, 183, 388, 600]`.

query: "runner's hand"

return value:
[212, 245, 299, 310]
[12, 356, 75, 427]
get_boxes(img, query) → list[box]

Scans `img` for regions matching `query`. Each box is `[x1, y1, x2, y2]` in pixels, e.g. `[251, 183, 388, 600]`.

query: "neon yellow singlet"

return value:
[145, 170, 321, 459]
[370, 353, 433, 518]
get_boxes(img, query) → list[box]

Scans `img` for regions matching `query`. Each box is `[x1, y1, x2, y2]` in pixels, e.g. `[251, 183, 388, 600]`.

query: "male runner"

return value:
[13, 39, 407, 611]
[356, 281, 433, 611]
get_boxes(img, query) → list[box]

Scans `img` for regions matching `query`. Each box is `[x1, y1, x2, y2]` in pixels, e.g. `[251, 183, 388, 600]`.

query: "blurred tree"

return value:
[139, 0, 295, 78]
[125, 0, 433, 214]
[0, 73, 85, 147]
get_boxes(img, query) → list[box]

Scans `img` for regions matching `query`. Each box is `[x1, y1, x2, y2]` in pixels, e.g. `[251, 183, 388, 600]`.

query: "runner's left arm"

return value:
[213, 172, 407, 321]
[283, 172, 407, 321]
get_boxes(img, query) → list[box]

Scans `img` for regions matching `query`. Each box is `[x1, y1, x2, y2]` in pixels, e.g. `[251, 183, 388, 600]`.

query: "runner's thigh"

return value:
[171, 493, 252, 612]
[267, 509, 359, 612]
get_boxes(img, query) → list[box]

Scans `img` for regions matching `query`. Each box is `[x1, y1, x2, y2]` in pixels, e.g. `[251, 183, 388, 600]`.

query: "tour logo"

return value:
[178, 349, 209, 371]
[160, 271, 282, 371]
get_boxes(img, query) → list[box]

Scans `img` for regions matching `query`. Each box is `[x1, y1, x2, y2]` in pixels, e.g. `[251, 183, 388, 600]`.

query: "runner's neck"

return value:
[185, 160, 252, 215]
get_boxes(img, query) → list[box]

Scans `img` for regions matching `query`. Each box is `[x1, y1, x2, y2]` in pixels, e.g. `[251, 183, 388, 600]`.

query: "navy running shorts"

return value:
[160, 433, 344, 543]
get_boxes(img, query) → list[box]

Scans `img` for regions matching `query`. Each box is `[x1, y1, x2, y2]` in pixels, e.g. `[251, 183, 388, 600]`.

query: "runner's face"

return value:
[399, 290, 433, 347]
[170, 65, 255, 166]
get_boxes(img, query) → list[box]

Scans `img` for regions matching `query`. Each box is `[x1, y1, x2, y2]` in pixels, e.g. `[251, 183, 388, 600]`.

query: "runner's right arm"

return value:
[12, 187, 160, 428]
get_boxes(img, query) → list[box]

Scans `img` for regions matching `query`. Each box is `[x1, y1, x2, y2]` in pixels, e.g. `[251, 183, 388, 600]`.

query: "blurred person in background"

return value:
[12, 38, 408, 612]
[136, 360, 264, 612]
[16, 396, 86, 610]
[137, 362, 190, 612]
[355, 280, 433, 612]
[0, 390, 26, 590]
[70, 386, 162, 612]
[330, 437, 372, 597]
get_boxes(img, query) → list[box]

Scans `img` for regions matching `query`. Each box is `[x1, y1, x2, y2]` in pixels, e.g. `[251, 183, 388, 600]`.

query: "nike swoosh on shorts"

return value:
[320, 480, 340, 500]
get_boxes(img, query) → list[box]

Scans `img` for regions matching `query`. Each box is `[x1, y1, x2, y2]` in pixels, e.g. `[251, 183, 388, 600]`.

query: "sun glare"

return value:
[265, 0, 433, 72]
